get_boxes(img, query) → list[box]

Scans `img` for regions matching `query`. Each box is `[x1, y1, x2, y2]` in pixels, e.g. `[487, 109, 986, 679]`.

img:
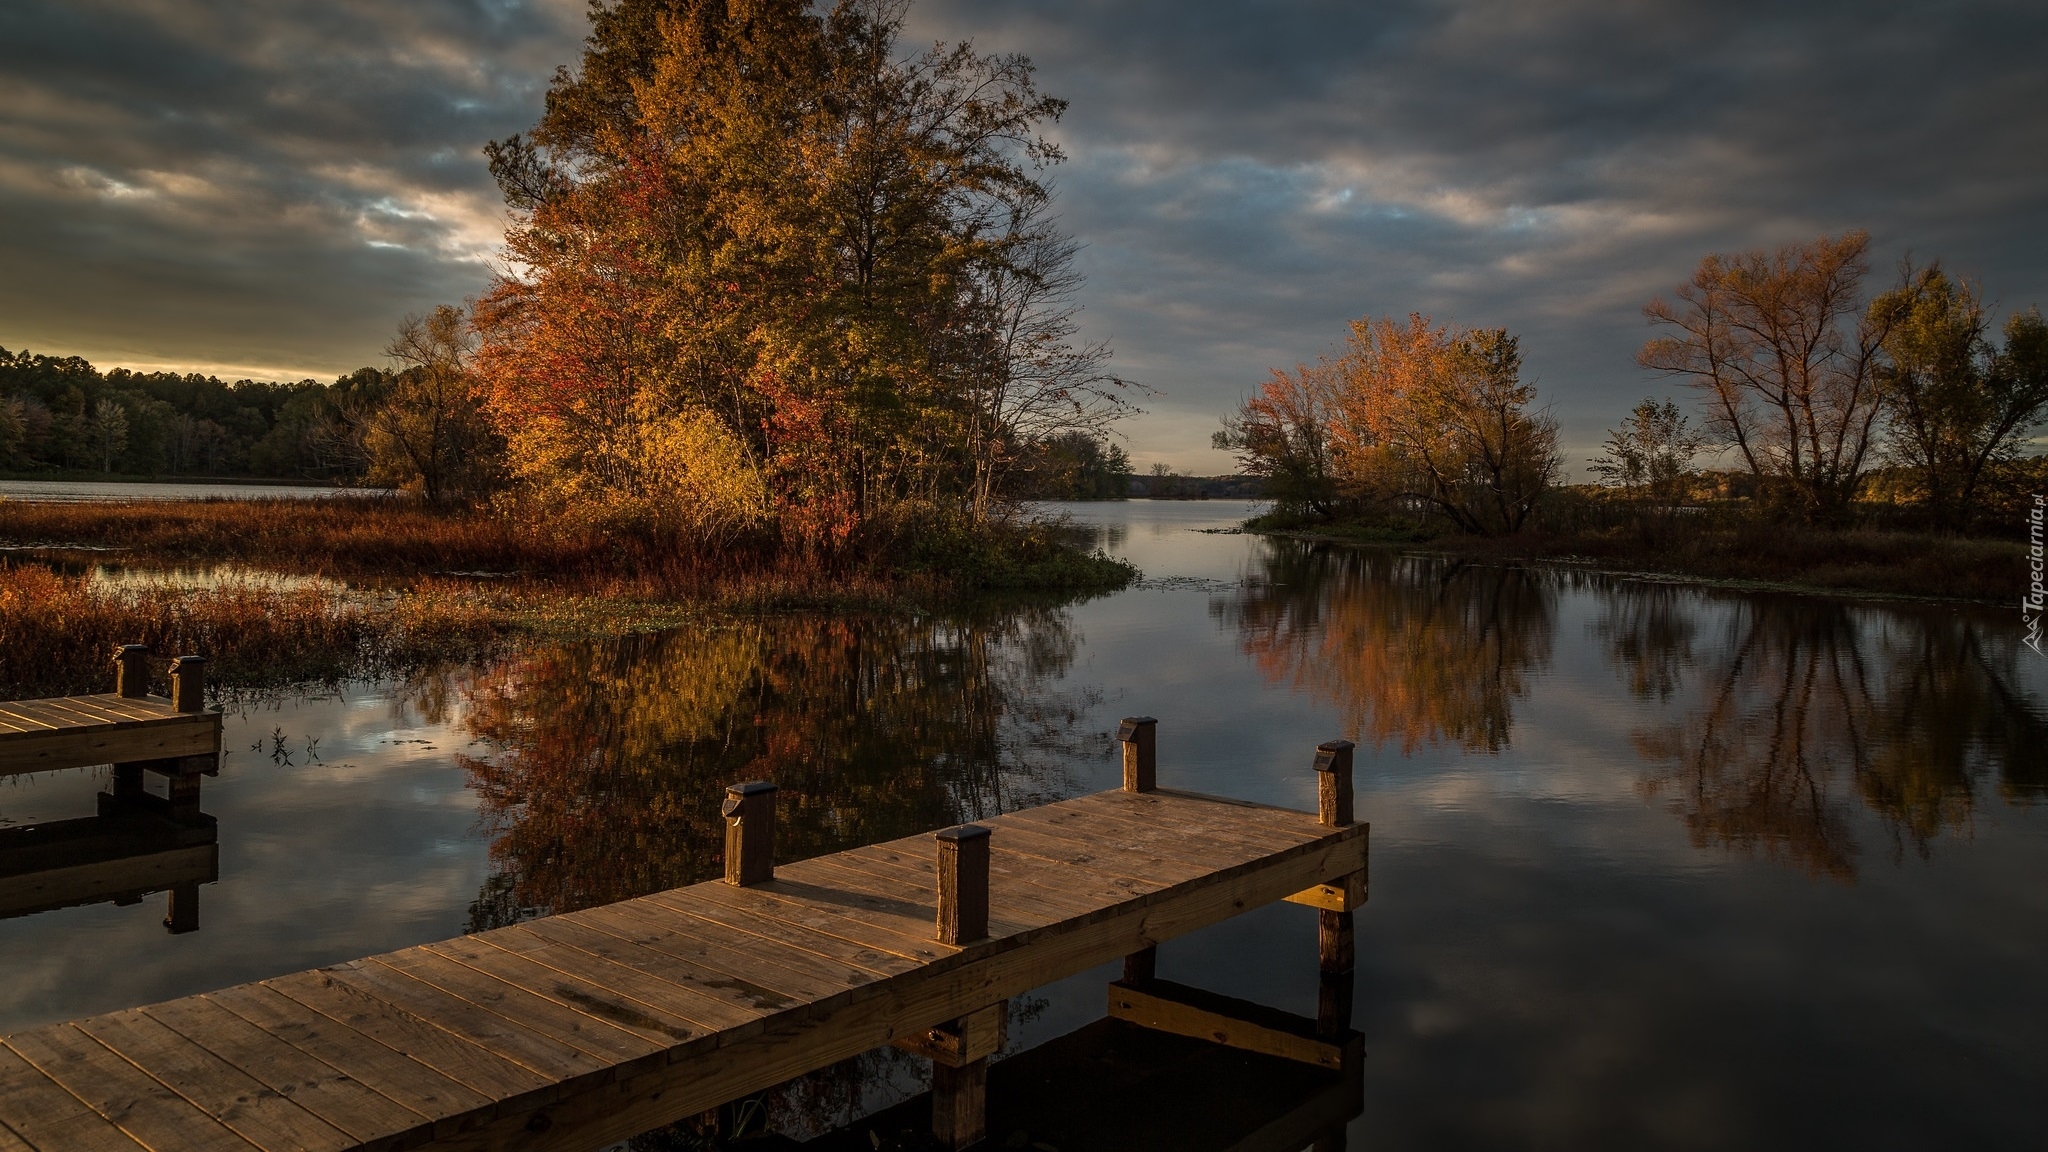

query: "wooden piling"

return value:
[1314, 739, 1357, 977]
[164, 880, 200, 934]
[1118, 716, 1157, 793]
[932, 1059, 988, 1149]
[935, 824, 990, 945]
[113, 644, 151, 699]
[721, 781, 777, 886]
[1313, 739, 1354, 827]
[168, 655, 206, 714]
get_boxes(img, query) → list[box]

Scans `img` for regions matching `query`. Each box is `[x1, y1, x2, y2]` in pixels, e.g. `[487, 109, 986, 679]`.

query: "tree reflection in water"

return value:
[1218, 540, 1556, 752]
[1611, 586, 2048, 880]
[443, 606, 1095, 930]
[1223, 539, 2047, 881]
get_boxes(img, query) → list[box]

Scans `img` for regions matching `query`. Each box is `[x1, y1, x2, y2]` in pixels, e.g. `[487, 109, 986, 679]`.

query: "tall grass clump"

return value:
[0, 564, 504, 698]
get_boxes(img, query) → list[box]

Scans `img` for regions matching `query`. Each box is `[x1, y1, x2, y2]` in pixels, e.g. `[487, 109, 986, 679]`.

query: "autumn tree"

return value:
[1214, 363, 1339, 518]
[1328, 315, 1560, 535]
[355, 305, 503, 504]
[475, 0, 1107, 547]
[1869, 263, 2048, 527]
[1639, 232, 1899, 522]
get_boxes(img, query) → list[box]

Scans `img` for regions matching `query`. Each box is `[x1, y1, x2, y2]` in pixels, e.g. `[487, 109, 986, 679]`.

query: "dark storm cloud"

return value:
[2, 2, 2043, 463]
[912, 0, 2048, 465]
[0, 0, 585, 377]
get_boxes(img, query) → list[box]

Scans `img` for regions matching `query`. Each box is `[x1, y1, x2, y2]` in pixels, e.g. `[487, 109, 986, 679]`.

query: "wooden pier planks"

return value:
[0, 787, 1367, 1152]
[0, 694, 219, 777]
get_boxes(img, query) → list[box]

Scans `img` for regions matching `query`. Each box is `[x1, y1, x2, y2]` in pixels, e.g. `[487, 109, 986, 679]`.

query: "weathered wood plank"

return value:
[0, 1043, 151, 1152]
[665, 876, 958, 965]
[0, 720, 220, 777]
[642, 891, 922, 981]
[351, 953, 659, 1072]
[512, 907, 808, 1030]
[5, 1027, 260, 1152]
[205, 983, 494, 1136]
[266, 969, 571, 1102]
[418, 933, 710, 1048]
[576, 900, 872, 1008]
[74, 1009, 358, 1152]
[256, 974, 550, 1112]
[144, 994, 437, 1150]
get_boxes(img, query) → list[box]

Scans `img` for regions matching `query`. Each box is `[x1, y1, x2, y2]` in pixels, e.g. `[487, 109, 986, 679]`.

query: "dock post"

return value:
[1314, 740, 1356, 977]
[1118, 717, 1160, 979]
[931, 825, 993, 1148]
[722, 781, 778, 886]
[1314, 739, 1359, 1152]
[168, 655, 206, 714]
[1118, 716, 1157, 793]
[164, 881, 200, 934]
[935, 824, 990, 945]
[113, 644, 151, 698]
[105, 646, 155, 805]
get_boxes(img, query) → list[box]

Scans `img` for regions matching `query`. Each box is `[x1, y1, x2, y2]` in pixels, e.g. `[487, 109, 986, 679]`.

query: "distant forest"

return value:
[0, 345, 1164, 496]
[0, 346, 386, 481]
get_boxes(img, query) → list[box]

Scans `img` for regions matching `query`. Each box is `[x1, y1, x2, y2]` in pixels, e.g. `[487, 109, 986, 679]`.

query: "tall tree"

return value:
[475, 0, 1093, 547]
[1639, 231, 1897, 522]
[358, 305, 503, 504]
[1214, 363, 1339, 518]
[1869, 263, 2048, 526]
[1328, 315, 1560, 535]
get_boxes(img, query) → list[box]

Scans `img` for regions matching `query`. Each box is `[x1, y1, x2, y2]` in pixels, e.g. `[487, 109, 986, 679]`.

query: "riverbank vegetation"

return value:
[1221, 231, 2047, 601]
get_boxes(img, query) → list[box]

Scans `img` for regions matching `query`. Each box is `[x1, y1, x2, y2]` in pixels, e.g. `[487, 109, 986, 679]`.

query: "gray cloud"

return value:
[2, 1, 2043, 465]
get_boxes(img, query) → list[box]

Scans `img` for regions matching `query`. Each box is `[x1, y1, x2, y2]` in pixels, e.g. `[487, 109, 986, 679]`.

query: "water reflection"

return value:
[448, 609, 1100, 926]
[0, 782, 218, 933]
[1222, 537, 2048, 879]
[1618, 590, 2048, 880]
[1216, 542, 1554, 753]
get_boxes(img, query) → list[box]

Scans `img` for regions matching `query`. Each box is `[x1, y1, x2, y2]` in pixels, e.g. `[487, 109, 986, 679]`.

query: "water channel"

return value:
[2, 499, 2042, 1147]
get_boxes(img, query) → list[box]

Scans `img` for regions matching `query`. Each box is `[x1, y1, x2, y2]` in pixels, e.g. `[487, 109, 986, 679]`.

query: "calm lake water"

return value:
[3, 500, 2043, 1148]
[0, 479, 377, 501]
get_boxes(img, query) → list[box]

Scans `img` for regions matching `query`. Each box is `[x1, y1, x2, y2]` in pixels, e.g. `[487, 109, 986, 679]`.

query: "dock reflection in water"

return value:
[0, 801, 217, 933]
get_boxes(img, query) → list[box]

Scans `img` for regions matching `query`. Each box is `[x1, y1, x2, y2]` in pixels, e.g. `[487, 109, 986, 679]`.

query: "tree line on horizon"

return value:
[1219, 230, 2048, 535]
[0, 347, 390, 481]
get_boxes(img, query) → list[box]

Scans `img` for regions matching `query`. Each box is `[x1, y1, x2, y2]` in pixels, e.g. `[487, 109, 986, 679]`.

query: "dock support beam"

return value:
[722, 781, 777, 886]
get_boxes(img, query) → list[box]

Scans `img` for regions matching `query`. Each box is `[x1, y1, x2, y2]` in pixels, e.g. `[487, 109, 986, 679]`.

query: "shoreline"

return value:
[1249, 524, 2019, 607]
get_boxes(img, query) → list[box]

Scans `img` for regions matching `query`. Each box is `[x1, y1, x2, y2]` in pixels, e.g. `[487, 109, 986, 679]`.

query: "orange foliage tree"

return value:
[473, 0, 1122, 549]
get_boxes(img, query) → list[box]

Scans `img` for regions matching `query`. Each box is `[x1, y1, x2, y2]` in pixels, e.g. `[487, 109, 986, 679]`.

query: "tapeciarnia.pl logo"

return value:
[2028, 494, 2045, 656]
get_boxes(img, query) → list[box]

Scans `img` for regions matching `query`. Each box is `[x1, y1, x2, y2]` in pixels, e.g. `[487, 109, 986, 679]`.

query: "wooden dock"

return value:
[0, 717, 1369, 1152]
[0, 646, 220, 933]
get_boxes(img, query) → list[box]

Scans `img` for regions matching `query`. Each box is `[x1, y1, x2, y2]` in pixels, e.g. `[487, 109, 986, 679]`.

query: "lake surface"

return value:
[0, 479, 379, 501]
[3, 499, 2043, 1148]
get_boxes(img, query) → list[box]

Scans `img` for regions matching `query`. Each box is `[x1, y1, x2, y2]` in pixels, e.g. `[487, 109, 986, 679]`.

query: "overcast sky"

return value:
[3, 1, 2044, 470]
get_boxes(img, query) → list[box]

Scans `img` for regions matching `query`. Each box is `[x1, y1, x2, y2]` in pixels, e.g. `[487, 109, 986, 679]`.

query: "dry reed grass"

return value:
[0, 564, 510, 699]
[0, 495, 941, 604]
